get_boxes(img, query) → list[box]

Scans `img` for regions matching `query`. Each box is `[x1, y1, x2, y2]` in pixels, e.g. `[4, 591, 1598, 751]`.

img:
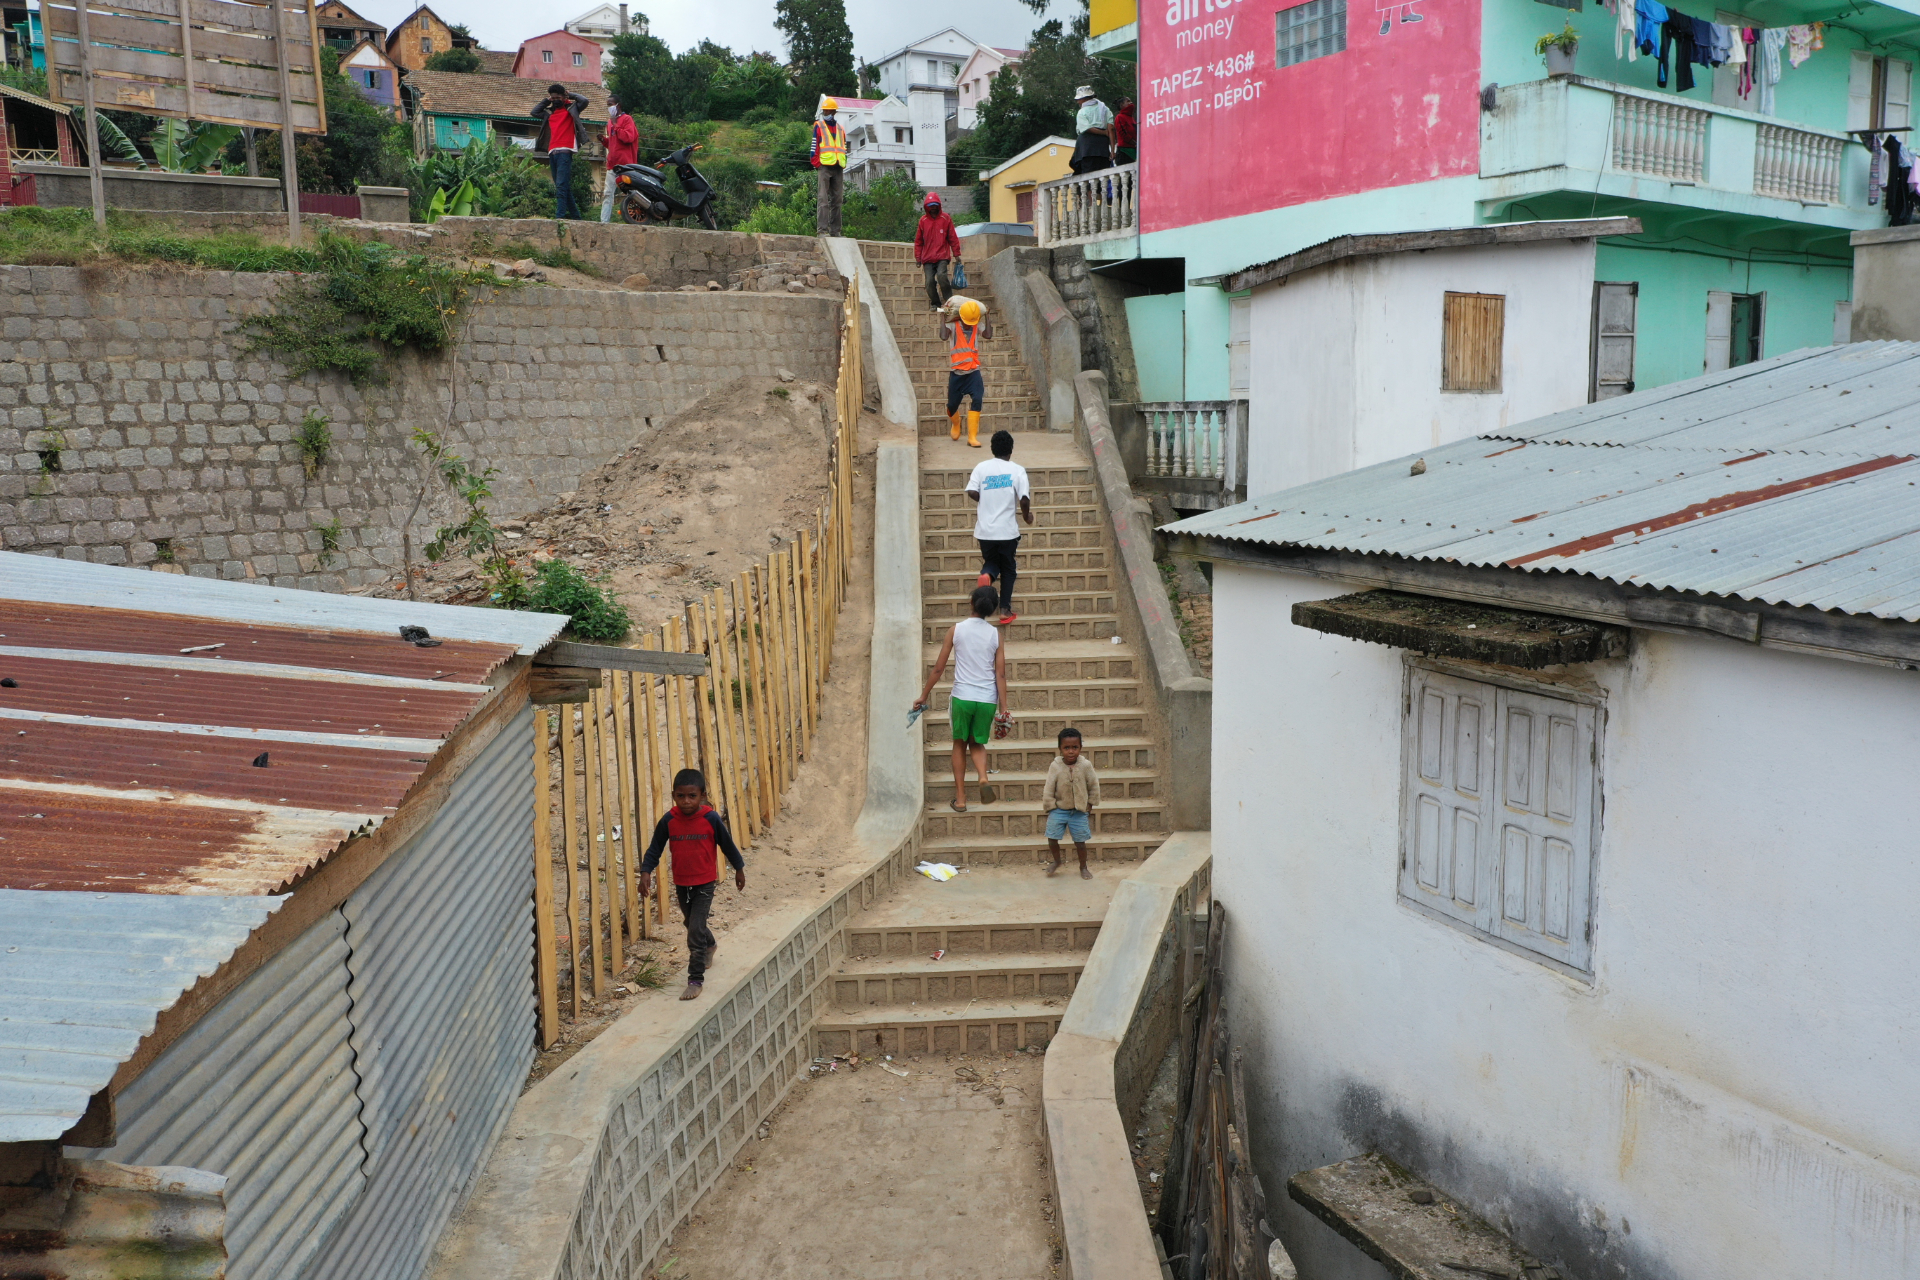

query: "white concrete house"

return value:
[1224, 220, 1641, 500]
[954, 43, 1022, 130]
[1165, 342, 1920, 1280]
[564, 3, 638, 68]
[866, 26, 978, 116]
[836, 93, 946, 188]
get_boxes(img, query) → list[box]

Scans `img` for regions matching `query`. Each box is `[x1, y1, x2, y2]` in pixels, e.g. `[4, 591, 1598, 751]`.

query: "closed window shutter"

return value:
[1590, 281, 1637, 400]
[1850, 52, 1876, 131]
[1402, 666, 1601, 975]
[1228, 296, 1251, 397]
[1401, 668, 1496, 929]
[1015, 190, 1034, 223]
[1442, 292, 1504, 392]
[1886, 58, 1912, 128]
[1704, 290, 1732, 372]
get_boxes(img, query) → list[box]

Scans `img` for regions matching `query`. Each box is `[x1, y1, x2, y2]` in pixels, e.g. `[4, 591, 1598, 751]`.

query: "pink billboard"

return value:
[1138, 0, 1483, 233]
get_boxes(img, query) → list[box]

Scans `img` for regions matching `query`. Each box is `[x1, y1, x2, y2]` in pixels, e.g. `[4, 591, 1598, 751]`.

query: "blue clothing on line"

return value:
[1635, 0, 1668, 55]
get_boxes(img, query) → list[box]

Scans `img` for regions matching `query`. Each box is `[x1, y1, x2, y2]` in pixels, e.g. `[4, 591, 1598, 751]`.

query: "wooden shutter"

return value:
[1704, 290, 1732, 373]
[1400, 668, 1496, 929]
[1015, 190, 1034, 223]
[1589, 281, 1637, 401]
[1885, 58, 1912, 129]
[1442, 292, 1504, 392]
[1850, 52, 1876, 131]
[1402, 665, 1601, 975]
[1228, 295, 1251, 397]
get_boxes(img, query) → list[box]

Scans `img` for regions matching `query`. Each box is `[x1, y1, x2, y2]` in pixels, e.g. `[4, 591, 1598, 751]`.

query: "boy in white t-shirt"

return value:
[966, 430, 1033, 625]
[912, 585, 1007, 812]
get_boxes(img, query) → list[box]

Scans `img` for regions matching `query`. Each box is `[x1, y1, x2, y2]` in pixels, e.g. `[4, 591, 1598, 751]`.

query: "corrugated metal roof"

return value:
[0, 552, 556, 896]
[4, 553, 568, 655]
[0, 889, 286, 1141]
[1167, 343, 1920, 622]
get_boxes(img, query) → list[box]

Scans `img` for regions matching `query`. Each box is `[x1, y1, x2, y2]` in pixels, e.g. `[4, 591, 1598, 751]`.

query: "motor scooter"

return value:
[613, 143, 720, 229]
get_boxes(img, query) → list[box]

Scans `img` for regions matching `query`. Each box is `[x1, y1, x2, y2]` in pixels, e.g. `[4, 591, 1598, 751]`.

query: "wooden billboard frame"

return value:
[42, 0, 328, 238]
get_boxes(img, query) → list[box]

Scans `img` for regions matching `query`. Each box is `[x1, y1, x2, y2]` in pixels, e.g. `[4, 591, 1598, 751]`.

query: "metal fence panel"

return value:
[305, 707, 537, 1280]
[87, 911, 367, 1280]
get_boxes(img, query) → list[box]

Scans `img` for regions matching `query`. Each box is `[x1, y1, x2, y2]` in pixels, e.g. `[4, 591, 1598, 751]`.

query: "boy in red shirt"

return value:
[914, 192, 963, 310]
[639, 768, 746, 1000]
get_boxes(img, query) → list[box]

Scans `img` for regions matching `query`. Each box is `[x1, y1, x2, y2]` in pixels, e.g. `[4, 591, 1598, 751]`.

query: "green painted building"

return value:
[1087, 0, 1920, 404]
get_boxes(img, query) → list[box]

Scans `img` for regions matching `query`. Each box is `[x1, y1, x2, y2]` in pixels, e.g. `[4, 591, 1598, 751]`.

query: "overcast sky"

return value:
[353, 0, 1061, 69]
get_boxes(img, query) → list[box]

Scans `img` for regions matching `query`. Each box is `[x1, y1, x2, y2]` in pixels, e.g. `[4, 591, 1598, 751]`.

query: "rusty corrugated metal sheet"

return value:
[1168, 343, 1920, 622]
[0, 599, 513, 682]
[0, 721, 426, 814]
[0, 654, 489, 738]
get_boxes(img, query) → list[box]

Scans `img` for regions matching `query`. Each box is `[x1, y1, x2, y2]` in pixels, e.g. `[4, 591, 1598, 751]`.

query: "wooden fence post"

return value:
[532, 709, 560, 1048]
[559, 708, 582, 1019]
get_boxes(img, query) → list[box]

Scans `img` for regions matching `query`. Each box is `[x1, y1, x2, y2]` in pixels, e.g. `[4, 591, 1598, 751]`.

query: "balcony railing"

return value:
[1140, 400, 1247, 496]
[1035, 162, 1138, 247]
[1754, 123, 1845, 203]
[1482, 77, 1868, 218]
[1611, 95, 1707, 182]
[8, 149, 60, 165]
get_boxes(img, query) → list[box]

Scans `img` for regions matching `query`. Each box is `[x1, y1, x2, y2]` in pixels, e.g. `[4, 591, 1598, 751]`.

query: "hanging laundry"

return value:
[1613, 0, 1638, 60]
[1701, 20, 1733, 66]
[1636, 0, 1669, 57]
[1736, 27, 1756, 99]
[1726, 25, 1746, 65]
[1885, 135, 1914, 225]
[1786, 23, 1820, 68]
[1868, 131, 1883, 206]
[1757, 27, 1786, 115]
[1660, 13, 1699, 92]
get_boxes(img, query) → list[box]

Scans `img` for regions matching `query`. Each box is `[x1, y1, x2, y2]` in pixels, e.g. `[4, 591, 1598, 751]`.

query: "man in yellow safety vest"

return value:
[811, 97, 848, 236]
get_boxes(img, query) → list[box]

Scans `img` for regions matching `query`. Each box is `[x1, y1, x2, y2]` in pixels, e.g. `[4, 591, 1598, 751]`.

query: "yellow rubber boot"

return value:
[967, 410, 981, 447]
[949, 410, 962, 441]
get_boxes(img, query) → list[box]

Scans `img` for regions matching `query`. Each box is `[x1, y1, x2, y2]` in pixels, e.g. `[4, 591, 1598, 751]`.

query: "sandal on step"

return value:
[949, 800, 968, 812]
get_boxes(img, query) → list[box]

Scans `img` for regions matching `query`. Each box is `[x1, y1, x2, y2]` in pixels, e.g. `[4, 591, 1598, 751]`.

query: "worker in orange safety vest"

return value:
[811, 97, 848, 237]
[940, 296, 993, 446]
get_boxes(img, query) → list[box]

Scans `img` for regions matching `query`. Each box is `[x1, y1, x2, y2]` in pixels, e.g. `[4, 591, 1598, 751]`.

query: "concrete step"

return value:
[919, 466, 1095, 491]
[921, 527, 1108, 557]
[919, 676, 1145, 724]
[921, 510, 1104, 540]
[925, 766, 1161, 806]
[925, 795, 1165, 837]
[810, 1000, 1065, 1057]
[828, 950, 1084, 1011]
[923, 545, 1112, 574]
[920, 615, 1123, 645]
[924, 568, 1113, 597]
[917, 828, 1166, 868]
[920, 480, 1096, 509]
[923, 588, 1117, 624]
[920, 706, 1147, 746]
[921, 733, 1159, 775]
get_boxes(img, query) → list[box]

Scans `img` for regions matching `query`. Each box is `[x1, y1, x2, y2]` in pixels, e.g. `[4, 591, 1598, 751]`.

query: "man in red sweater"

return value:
[914, 192, 963, 310]
[599, 96, 639, 222]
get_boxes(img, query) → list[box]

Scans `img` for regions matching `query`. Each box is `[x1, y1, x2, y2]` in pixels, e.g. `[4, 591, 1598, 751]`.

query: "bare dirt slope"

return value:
[385, 375, 839, 633]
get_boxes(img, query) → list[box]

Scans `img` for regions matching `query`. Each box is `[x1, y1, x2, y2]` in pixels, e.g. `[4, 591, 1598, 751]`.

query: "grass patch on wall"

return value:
[0, 207, 316, 271]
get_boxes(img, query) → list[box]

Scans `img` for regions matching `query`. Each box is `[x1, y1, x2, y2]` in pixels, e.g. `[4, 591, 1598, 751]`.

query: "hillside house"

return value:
[315, 0, 384, 53]
[565, 2, 640, 68]
[385, 4, 470, 73]
[1086, 0, 1920, 418]
[836, 93, 948, 188]
[980, 135, 1071, 225]
[1165, 342, 1920, 1280]
[0, 82, 77, 207]
[954, 43, 1023, 129]
[340, 38, 402, 119]
[405, 70, 607, 156]
[513, 29, 607, 84]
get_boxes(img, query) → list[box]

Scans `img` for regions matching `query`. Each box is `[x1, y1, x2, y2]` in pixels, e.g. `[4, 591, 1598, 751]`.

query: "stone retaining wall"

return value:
[0, 264, 839, 589]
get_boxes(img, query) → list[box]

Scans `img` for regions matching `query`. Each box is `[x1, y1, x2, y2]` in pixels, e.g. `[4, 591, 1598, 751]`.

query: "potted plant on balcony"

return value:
[1536, 15, 1580, 76]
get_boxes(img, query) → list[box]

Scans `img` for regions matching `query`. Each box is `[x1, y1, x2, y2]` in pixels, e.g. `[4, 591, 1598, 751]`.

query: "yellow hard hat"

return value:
[958, 299, 982, 326]
[821, 97, 839, 111]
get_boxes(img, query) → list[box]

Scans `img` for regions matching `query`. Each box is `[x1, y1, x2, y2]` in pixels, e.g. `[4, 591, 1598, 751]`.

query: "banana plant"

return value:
[93, 114, 147, 167]
[151, 119, 242, 173]
[425, 178, 480, 222]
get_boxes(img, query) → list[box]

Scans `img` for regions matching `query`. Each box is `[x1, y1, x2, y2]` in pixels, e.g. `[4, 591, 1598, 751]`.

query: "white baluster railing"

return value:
[1035, 163, 1139, 247]
[1611, 93, 1708, 182]
[1140, 401, 1247, 494]
[1755, 123, 1844, 203]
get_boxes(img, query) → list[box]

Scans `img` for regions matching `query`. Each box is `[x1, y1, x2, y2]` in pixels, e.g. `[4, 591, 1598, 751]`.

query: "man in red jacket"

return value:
[599, 96, 639, 223]
[914, 192, 963, 310]
[639, 768, 746, 1000]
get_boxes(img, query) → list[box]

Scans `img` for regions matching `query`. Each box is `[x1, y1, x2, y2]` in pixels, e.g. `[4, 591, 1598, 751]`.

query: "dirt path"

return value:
[654, 1053, 1058, 1280]
[525, 412, 895, 1086]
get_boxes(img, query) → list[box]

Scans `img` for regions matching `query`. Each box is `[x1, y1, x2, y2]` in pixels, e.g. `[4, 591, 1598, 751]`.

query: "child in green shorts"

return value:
[912, 584, 1006, 812]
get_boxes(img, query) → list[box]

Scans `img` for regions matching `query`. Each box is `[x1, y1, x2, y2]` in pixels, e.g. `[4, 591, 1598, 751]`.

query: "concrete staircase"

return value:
[807, 241, 1173, 1061]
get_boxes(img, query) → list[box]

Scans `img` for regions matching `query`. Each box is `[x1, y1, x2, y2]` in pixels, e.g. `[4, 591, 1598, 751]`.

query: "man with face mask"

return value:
[811, 96, 848, 236]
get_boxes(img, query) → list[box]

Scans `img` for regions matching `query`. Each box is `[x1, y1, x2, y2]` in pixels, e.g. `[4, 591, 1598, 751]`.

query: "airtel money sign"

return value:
[1139, 0, 1482, 233]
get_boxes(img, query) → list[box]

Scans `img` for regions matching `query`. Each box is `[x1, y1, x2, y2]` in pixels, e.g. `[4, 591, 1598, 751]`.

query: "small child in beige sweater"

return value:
[1040, 726, 1101, 879]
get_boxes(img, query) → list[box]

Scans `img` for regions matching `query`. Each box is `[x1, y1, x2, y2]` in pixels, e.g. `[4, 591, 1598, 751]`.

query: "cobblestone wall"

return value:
[0, 265, 840, 590]
[1050, 245, 1142, 405]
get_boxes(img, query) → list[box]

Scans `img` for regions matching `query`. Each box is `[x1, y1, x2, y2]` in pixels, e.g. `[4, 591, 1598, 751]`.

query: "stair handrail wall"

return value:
[1043, 833, 1213, 1280]
[1076, 370, 1213, 831]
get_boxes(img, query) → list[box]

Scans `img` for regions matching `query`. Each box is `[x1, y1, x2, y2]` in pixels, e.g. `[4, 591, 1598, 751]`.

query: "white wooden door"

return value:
[1705, 290, 1733, 373]
[1590, 281, 1637, 400]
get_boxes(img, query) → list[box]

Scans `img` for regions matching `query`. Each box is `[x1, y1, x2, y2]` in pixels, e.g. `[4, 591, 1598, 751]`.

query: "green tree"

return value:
[774, 0, 855, 108]
[607, 32, 716, 121]
[248, 47, 408, 193]
[423, 46, 481, 71]
[969, 20, 1132, 170]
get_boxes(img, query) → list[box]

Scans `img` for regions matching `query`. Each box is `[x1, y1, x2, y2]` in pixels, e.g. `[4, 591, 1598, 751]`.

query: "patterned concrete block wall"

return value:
[0, 265, 839, 589]
[557, 830, 923, 1280]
